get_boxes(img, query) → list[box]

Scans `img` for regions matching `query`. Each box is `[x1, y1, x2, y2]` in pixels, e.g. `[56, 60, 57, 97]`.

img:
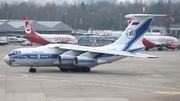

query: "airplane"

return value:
[22, 15, 78, 45]
[142, 36, 180, 51]
[4, 14, 168, 73]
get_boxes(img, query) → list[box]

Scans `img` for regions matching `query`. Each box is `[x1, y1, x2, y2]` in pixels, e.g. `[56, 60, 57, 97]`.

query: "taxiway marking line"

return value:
[153, 91, 180, 95]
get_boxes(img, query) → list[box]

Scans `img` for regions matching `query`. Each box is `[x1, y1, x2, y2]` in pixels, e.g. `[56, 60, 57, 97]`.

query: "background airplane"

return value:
[142, 36, 180, 51]
[4, 14, 165, 73]
[23, 15, 78, 45]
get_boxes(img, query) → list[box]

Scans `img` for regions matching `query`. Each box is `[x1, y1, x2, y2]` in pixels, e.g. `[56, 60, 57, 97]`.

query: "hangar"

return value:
[0, 20, 73, 36]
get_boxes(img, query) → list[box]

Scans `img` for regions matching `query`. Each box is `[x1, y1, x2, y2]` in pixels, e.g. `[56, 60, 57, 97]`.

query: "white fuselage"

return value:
[4, 44, 125, 68]
[39, 34, 78, 43]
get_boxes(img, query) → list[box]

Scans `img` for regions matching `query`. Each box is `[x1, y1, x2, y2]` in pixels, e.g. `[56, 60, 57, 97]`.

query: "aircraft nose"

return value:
[3, 55, 10, 65]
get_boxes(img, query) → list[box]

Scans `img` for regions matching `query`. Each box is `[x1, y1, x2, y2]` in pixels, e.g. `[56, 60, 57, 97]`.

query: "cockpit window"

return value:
[8, 50, 21, 56]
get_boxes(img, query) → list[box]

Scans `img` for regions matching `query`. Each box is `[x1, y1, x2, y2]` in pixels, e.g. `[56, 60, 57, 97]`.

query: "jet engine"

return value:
[73, 56, 97, 66]
[58, 50, 82, 65]
[58, 55, 74, 65]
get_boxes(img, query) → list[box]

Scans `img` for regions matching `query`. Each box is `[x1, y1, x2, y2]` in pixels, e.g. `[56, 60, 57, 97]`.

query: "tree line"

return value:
[0, 0, 180, 30]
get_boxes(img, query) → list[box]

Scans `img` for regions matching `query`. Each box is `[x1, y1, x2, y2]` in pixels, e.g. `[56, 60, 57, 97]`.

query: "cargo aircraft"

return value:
[22, 15, 78, 45]
[4, 14, 168, 73]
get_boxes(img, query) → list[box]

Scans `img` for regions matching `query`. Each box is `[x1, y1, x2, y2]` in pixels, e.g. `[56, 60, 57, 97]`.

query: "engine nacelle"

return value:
[73, 56, 97, 66]
[168, 43, 177, 50]
[58, 55, 74, 65]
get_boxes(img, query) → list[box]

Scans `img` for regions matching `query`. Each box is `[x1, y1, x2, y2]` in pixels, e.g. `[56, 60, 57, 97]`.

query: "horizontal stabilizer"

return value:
[125, 14, 173, 18]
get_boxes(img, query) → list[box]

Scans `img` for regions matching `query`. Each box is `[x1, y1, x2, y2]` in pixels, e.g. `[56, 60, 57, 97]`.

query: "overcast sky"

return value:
[2, 0, 179, 5]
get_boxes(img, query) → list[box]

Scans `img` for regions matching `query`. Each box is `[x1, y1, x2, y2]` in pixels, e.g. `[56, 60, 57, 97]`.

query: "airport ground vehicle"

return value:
[21, 40, 33, 46]
[0, 36, 9, 46]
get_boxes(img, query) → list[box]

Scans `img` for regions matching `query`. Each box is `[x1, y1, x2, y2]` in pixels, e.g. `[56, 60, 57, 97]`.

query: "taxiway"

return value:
[0, 45, 180, 101]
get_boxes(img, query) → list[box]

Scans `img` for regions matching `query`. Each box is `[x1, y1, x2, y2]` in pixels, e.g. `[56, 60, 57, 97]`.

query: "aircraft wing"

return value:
[7, 33, 24, 37]
[52, 44, 157, 58]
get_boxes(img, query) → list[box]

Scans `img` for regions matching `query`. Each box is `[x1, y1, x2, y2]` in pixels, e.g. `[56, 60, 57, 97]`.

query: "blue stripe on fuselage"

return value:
[9, 53, 59, 60]
[122, 18, 152, 51]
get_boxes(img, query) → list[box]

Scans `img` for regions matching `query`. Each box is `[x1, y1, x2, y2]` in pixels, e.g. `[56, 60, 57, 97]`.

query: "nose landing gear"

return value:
[29, 67, 37, 73]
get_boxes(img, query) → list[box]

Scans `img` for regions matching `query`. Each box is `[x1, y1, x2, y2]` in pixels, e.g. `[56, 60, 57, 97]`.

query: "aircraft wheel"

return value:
[145, 47, 149, 51]
[73, 68, 82, 72]
[158, 47, 162, 51]
[82, 67, 91, 72]
[29, 68, 37, 73]
[60, 68, 68, 72]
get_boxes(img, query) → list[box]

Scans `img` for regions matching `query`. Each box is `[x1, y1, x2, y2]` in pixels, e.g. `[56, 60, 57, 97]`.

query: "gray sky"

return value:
[2, 0, 179, 5]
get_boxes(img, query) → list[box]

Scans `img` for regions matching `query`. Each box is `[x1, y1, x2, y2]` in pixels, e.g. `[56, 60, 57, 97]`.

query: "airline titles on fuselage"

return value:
[54, 36, 72, 42]
[32, 51, 44, 53]
[158, 37, 175, 43]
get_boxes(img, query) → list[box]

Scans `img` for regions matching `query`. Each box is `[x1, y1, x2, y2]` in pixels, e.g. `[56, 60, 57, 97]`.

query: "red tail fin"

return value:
[22, 15, 36, 35]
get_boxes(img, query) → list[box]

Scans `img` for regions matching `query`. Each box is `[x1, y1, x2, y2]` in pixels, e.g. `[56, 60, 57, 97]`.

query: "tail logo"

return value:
[24, 20, 31, 34]
[126, 28, 135, 39]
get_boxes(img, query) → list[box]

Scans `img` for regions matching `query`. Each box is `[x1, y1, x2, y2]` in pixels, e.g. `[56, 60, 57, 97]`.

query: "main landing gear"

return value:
[145, 47, 149, 51]
[157, 47, 163, 51]
[60, 67, 91, 72]
[29, 67, 37, 73]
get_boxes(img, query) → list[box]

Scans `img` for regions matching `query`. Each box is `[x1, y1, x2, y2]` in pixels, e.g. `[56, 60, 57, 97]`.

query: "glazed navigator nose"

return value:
[3, 55, 9, 65]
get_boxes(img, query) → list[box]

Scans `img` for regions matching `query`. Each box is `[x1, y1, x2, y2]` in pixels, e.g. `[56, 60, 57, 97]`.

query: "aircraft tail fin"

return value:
[107, 14, 172, 52]
[22, 15, 38, 37]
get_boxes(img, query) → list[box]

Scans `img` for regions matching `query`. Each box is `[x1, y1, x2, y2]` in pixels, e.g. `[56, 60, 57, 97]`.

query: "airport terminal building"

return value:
[0, 20, 73, 36]
[150, 25, 180, 38]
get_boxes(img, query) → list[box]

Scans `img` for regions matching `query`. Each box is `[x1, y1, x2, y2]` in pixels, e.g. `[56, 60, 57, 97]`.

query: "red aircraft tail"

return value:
[22, 15, 37, 37]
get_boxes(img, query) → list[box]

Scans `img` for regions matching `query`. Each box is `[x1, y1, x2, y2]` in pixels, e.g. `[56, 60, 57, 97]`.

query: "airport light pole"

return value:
[91, 12, 94, 29]
[74, 0, 77, 34]
[119, 13, 122, 31]
[46, 12, 50, 21]
[65, 12, 68, 24]
[6, 12, 9, 21]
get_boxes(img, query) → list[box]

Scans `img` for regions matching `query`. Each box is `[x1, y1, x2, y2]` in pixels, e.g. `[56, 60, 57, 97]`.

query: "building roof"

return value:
[0, 20, 72, 32]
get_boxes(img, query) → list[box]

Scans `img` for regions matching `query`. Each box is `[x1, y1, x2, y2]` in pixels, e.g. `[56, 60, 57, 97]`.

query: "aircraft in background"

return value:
[22, 15, 78, 45]
[142, 36, 180, 51]
[4, 14, 167, 73]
